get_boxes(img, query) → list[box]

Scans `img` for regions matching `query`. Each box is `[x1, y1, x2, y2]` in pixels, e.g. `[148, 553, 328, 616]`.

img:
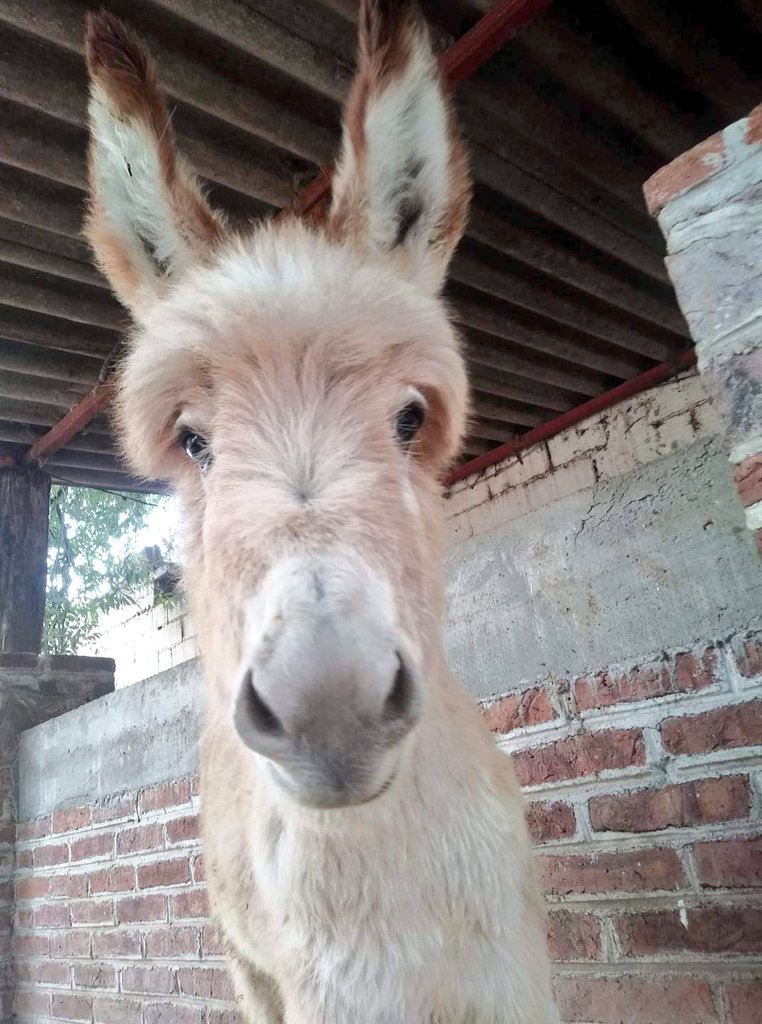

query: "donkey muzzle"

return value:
[231, 556, 422, 808]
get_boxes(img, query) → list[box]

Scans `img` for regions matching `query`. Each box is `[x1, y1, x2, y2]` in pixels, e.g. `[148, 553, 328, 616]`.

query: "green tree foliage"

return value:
[43, 485, 164, 655]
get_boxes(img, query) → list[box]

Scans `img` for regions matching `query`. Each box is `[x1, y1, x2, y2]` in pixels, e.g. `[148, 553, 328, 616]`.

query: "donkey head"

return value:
[85, 1, 471, 809]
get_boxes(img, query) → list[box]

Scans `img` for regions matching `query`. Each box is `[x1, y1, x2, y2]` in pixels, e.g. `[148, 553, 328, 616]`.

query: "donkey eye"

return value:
[394, 401, 426, 446]
[180, 431, 212, 469]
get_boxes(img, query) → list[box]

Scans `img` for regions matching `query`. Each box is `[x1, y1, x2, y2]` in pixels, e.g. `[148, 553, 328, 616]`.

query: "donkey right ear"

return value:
[84, 12, 227, 320]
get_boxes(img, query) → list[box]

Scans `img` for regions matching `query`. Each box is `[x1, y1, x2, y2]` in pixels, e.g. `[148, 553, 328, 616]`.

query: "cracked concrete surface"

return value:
[445, 436, 762, 700]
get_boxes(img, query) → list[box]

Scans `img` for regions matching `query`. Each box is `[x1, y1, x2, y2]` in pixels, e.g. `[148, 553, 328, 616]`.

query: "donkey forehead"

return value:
[137, 226, 454, 369]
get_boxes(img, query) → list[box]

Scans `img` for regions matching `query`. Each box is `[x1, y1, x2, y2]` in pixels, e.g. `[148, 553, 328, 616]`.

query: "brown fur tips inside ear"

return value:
[85, 11, 170, 151]
[360, 0, 421, 67]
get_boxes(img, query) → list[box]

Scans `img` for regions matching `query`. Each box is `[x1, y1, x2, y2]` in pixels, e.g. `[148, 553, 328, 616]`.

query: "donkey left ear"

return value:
[328, 0, 471, 296]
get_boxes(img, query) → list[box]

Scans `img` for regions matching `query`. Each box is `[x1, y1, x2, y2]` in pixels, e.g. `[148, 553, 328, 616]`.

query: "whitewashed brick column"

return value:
[644, 104, 762, 555]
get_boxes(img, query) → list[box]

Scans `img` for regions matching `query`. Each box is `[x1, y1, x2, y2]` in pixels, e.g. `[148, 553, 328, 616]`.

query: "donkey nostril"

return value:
[239, 669, 284, 737]
[383, 654, 415, 722]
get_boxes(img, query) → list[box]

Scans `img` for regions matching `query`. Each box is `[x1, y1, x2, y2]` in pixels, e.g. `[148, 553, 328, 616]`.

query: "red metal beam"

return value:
[16, 0, 552, 469]
[444, 347, 698, 486]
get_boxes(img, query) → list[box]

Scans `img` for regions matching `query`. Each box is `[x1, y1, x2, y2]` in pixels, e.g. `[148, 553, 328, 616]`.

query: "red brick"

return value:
[746, 103, 762, 144]
[33, 842, 68, 868]
[673, 649, 718, 691]
[92, 929, 142, 959]
[177, 965, 234, 1000]
[70, 831, 115, 862]
[51, 993, 93, 1021]
[615, 905, 762, 955]
[15, 959, 70, 985]
[201, 923, 226, 958]
[89, 865, 135, 894]
[554, 974, 717, 1024]
[138, 778, 192, 815]
[546, 910, 601, 961]
[137, 857, 191, 889]
[644, 133, 725, 216]
[725, 980, 762, 1024]
[589, 776, 750, 833]
[574, 650, 717, 712]
[575, 663, 670, 710]
[13, 932, 49, 957]
[92, 795, 137, 824]
[482, 687, 555, 732]
[733, 636, 762, 679]
[15, 875, 48, 900]
[733, 453, 762, 507]
[49, 872, 88, 899]
[166, 814, 199, 845]
[50, 929, 90, 958]
[94, 998, 143, 1024]
[14, 991, 50, 1016]
[121, 964, 175, 995]
[145, 924, 200, 958]
[52, 805, 92, 835]
[513, 728, 644, 787]
[191, 775, 201, 797]
[33, 902, 71, 928]
[694, 837, 762, 888]
[526, 801, 576, 843]
[70, 898, 114, 925]
[72, 962, 118, 990]
[540, 848, 685, 895]
[16, 816, 51, 841]
[117, 894, 167, 924]
[14, 848, 32, 870]
[144, 1005, 205, 1024]
[662, 701, 762, 755]
[117, 822, 164, 855]
[15, 907, 33, 929]
[171, 887, 209, 920]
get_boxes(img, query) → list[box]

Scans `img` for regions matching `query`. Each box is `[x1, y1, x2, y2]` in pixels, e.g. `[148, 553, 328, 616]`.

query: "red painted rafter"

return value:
[16, 0, 553, 472]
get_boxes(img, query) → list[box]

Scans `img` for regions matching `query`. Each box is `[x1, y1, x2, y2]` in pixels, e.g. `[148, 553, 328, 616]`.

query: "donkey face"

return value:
[85, 3, 471, 809]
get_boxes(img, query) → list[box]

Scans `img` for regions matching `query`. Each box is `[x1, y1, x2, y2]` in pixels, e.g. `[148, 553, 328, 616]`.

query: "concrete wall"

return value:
[444, 371, 762, 699]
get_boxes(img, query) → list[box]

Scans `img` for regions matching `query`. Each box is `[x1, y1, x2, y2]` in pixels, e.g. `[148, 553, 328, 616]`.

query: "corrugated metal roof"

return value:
[0, 0, 759, 490]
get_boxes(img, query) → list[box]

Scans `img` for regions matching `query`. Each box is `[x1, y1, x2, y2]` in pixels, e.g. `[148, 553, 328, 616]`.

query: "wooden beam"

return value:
[0, 464, 50, 652]
[22, 383, 115, 467]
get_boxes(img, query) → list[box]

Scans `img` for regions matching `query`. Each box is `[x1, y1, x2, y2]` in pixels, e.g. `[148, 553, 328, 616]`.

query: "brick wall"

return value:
[12, 780, 232, 1024]
[1, 655, 115, 1024]
[10, 635, 761, 1023]
[485, 631, 762, 1023]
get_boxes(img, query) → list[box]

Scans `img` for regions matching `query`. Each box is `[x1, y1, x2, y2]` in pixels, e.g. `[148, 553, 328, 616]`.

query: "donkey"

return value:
[83, 3, 557, 1021]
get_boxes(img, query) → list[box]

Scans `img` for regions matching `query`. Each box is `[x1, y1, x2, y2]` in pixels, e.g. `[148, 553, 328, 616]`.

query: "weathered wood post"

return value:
[0, 466, 51, 654]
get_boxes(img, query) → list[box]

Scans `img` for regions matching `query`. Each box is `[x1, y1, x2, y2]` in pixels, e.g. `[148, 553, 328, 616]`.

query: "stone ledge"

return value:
[0, 653, 115, 675]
